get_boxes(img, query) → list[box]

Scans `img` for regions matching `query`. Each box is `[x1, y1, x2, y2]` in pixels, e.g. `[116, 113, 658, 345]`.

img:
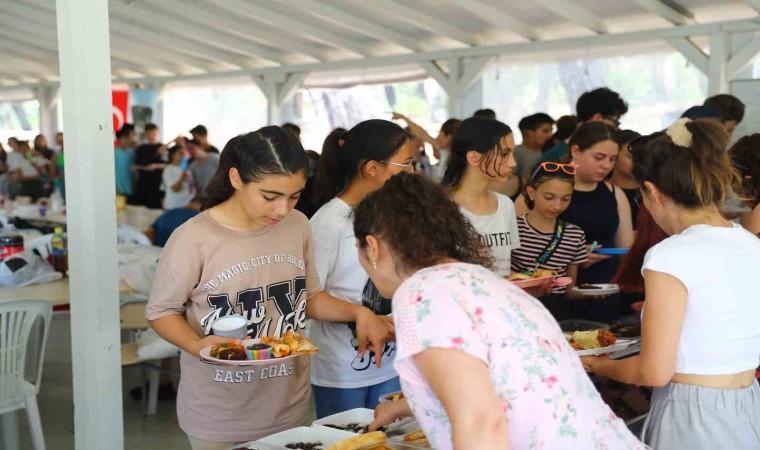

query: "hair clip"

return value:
[666, 118, 693, 147]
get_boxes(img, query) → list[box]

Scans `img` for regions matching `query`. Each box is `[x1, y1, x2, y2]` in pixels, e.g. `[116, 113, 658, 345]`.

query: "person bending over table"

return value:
[360, 172, 644, 450]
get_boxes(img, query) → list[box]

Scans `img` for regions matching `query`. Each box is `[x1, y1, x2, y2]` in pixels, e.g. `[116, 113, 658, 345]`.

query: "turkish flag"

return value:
[112, 90, 129, 132]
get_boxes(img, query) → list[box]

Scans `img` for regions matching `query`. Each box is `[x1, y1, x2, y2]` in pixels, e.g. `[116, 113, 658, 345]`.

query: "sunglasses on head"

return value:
[531, 162, 576, 181]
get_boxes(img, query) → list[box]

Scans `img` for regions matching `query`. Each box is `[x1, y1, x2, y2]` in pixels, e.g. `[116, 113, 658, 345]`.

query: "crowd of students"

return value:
[0, 132, 64, 202]
[140, 87, 759, 450]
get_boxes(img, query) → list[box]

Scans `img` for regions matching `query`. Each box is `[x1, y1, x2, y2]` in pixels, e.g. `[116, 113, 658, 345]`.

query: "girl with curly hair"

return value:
[360, 172, 644, 449]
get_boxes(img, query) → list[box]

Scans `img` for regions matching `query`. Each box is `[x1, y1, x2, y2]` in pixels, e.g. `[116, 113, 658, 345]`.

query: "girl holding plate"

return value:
[510, 162, 589, 320]
[146, 127, 389, 450]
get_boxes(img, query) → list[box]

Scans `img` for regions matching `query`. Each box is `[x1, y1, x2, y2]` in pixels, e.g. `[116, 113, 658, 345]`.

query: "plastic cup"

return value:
[210, 315, 247, 339]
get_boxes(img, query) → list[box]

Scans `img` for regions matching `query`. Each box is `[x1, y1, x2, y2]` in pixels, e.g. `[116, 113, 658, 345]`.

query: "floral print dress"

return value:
[392, 263, 647, 450]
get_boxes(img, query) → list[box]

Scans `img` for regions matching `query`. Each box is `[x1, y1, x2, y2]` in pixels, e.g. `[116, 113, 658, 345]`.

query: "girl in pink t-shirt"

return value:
[355, 172, 645, 449]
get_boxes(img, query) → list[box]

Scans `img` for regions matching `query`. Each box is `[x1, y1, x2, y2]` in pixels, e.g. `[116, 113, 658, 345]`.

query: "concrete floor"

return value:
[13, 312, 194, 450]
[11, 312, 317, 450]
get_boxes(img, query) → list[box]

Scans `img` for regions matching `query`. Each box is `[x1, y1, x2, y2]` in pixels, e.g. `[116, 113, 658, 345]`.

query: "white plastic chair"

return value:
[116, 224, 152, 246]
[120, 297, 162, 415]
[0, 300, 52, 450]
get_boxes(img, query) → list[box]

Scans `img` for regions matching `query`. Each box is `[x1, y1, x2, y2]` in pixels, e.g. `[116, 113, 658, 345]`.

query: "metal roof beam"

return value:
[212, 0, 370, 57]
[533, 0, 610, 34]
[107, 1, 278, 66]
[108, 36, 216, 73]
[295, 0, 421, 51]
[456, 0, 540, 41]
[148, 0, 323, 62]
[359, 0, 476, 46]
[16, 0, 228, 71]
[3, 17, 760, 91]
[631, 0, 695, 25]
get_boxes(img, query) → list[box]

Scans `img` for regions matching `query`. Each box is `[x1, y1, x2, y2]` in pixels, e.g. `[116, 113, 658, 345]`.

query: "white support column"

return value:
[709, 31, 731, 95]
[155, 83, 168, 139]
[421, 56, 493, 118]
[446, 56, 462, 118]
[253, 73, 306, 126]
[56, 1, 124, 450]
[36, 85, 59, 141]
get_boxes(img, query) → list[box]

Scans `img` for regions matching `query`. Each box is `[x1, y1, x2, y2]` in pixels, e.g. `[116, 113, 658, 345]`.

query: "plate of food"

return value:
[200, 331, 319, 366]
[566, 329, 634, 356]
[508, 269, 557, 288]
[592, 248, 629, 255]
[571, 283, 620, 296]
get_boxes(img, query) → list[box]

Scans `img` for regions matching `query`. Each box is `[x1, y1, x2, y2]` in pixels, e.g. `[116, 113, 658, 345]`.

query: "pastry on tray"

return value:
[325, 431, 390, 450]
[404, 430, 430, 448]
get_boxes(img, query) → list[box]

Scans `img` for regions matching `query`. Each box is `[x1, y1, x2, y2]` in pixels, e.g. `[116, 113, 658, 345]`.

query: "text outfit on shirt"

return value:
[459, 192, 521, 277]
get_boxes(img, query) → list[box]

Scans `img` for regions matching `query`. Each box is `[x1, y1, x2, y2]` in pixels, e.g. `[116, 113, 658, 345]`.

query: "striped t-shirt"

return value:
[511, 214, 588, 294]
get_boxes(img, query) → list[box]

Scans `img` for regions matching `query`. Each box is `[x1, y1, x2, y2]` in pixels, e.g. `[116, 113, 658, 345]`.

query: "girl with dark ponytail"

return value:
[441, 116, 520, 277]
[309, 119, 413, 418]
[146, 126, 389, 448]
[583, 118, 760, 450]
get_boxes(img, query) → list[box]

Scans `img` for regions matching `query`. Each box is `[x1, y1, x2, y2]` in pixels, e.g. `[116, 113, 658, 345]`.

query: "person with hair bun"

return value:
[730, 133, 760, 235]
[146, 127, 389, 449]
[511, 162, 589, 319]
[441, 116, 521, 277]
[360, 172, 644, 450]
[583, 119, 760, 450]
[308, 119, 413, 418]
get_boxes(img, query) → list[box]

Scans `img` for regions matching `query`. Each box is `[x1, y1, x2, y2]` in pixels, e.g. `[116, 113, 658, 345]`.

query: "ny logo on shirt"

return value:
[200, 276, 307, 338]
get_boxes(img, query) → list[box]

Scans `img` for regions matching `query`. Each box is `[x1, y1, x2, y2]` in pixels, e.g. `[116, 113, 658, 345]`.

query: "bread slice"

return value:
[325, 431, 387, 450]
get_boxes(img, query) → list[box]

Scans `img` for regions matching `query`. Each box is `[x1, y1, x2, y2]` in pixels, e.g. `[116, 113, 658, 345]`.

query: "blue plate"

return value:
[593, 248, 629, 255]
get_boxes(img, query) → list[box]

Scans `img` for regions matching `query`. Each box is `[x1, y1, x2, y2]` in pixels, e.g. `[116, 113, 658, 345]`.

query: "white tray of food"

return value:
[256, 426, 354, 449]
[312, 408, 422, 441]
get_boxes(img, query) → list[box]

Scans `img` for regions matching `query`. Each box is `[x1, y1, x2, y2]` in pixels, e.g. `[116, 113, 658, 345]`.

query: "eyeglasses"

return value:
[379, 160, 414, 172]
[634, 191, 643, 209]
[530, 162, 576, 181]
[603, 116, 621, 128]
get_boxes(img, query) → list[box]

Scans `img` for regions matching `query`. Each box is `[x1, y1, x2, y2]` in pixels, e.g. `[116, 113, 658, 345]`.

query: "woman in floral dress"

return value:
[358, 173, 644, 450]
